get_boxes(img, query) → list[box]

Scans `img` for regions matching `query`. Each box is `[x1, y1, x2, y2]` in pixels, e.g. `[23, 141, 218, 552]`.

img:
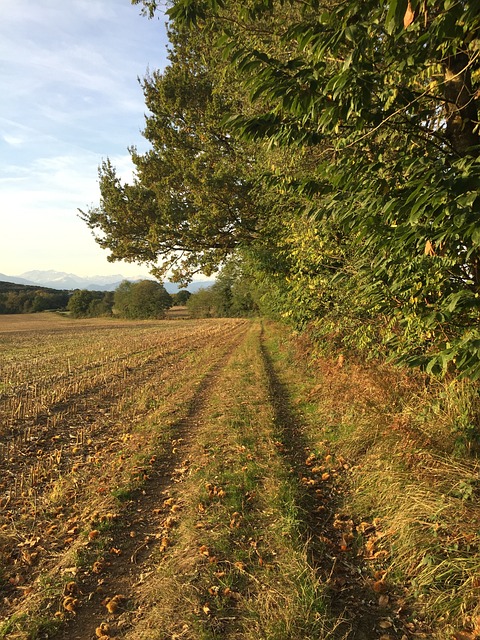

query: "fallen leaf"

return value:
[373, 579, 388, 594]
[62, 596, 78, 613]
[378, 619, 393, 629]
[159, 536, 170, 552]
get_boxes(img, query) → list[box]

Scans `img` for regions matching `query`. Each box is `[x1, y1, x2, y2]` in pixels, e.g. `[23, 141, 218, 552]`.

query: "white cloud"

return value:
[2, 133, 24, 146]
[0, 1, 169, 276]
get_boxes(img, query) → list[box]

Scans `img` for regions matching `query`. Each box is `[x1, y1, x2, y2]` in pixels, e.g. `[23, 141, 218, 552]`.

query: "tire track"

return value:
[52, 322, 250, 640]
[258, 323, 413, 640]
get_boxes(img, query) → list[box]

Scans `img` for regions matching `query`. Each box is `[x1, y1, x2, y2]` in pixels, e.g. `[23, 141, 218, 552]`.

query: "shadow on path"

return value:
[258, 325, 404, 640]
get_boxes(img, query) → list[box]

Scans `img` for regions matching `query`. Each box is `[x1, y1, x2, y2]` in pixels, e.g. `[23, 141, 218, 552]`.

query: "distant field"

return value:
[0, 309, 189, 333]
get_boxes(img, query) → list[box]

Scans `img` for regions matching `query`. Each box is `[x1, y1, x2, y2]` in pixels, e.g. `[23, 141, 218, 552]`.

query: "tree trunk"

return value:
[444, 52, 480, 157]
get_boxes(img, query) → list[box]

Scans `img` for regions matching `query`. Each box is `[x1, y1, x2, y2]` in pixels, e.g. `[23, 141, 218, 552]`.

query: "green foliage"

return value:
[172, 289, 192, 305]
[0, 283, 69, 314]
[80, 22, 267, 284]
[67, 290, 113, 318]
[186, 257, 259, 318]
[113, 279, 173, 319]
[164, 0, 480, 377]
[90, 0, 480, 377]
[186, 287, 218, 318]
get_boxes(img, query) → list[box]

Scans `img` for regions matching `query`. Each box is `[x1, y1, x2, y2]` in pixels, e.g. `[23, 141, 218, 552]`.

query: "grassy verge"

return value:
[127, 322, 337, 639]
[262, 320, 480, 639]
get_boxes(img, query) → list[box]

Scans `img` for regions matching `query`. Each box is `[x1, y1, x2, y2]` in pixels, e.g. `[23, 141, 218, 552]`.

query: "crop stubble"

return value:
[0, 315, 248, 634]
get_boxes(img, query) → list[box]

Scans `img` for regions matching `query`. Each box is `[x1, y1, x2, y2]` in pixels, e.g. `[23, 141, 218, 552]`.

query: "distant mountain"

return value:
[1, 270, 214, 293]
[20, 270, 131, 291]
[0, 272, 38, 287]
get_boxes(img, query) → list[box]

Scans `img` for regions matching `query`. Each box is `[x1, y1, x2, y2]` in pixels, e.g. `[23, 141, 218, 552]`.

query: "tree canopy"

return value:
[114, 280, 173, 319]
[83, 0, 480, 377]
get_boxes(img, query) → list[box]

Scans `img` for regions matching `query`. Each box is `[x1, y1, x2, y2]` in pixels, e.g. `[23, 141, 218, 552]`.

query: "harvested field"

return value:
[1, 315, 478, 640]
[0, 314, 250, 638]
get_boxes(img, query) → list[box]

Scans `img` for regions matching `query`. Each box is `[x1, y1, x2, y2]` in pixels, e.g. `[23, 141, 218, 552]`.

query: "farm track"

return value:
[53, 321, 251, 640]
[258, 328, 399, 639]
[0, 317, 423, 639]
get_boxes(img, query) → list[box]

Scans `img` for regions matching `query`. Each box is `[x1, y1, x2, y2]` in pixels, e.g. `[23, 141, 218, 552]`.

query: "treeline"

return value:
[0, 282, 70, 314]
[68, 274, 258, 319]
[67, 281, 192, 318]
[84, 0, 480, 379]
[0, 280, 196, 319]
[186, 259, 258, 318]
[0, 276, 260, 320]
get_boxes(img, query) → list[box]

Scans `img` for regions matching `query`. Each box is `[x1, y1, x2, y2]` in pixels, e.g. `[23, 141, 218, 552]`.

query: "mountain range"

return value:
[0, 270, 213, 293]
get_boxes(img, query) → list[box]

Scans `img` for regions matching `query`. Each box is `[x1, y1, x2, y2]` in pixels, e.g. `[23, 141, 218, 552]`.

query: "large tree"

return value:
[81, 24, 268, 283]
[114, 280, 172, 318]
[164, 0, 480, 376]
[84, 0, 480, 376]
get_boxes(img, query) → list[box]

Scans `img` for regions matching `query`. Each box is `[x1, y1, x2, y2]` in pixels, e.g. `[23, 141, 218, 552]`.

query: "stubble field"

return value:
[0, 314, 251, 638]
[2, 313, 479, 640]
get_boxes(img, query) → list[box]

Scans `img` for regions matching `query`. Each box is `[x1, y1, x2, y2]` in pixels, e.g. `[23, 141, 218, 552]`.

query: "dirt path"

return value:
[54, 324, 249, 640]
[259, 327, 409, 639]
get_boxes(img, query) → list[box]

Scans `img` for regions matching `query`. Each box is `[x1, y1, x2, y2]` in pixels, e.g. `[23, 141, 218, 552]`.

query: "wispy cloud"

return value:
[0, 1, 168, 276]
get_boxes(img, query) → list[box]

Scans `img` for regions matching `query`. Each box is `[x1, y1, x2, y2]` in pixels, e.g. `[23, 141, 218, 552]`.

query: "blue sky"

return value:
[0, 0, 171, 278]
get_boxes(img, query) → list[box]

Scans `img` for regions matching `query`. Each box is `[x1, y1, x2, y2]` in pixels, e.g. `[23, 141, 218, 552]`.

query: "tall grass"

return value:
[266, 321, 480, 638]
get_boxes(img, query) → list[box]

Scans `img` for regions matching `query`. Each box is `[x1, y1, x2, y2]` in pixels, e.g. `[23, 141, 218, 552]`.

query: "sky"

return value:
[0, 0, 174, 278]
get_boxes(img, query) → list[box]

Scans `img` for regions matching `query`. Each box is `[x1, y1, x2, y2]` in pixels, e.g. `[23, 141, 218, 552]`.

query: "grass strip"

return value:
[128, 321, 336, 639]
[261, 320, 480, 639]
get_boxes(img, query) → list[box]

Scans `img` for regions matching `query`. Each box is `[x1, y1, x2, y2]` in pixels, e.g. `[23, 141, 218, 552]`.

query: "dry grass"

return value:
[0, 316, 249, 638]
[3, 314, 479, 638]
[265, 321, 480, 639]
[124, 322, 334, 640]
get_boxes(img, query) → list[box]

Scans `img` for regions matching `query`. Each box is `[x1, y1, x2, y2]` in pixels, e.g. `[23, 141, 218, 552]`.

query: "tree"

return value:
[173, 289, 192, 305]
[186, 288, 217, 318]
[164, 0, 480, 376]
[68, 290, 96, 318]
[67, 290, 113, 318]
[80, 23, 267, 284]
[185, 256, 259, 317]
[114, 280, 173, 319]
[84, 0, 480, 376]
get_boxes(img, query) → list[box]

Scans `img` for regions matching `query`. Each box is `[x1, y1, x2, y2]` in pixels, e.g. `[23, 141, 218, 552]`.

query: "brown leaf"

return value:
[373, 579, 388, 594]
[159, 536, 170, 552]
[404, 0, 415, 27]
[378, 619, 393, 629]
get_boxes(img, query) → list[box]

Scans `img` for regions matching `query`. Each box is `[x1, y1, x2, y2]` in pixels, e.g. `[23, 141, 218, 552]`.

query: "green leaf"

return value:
[385, 0, 408, 35]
